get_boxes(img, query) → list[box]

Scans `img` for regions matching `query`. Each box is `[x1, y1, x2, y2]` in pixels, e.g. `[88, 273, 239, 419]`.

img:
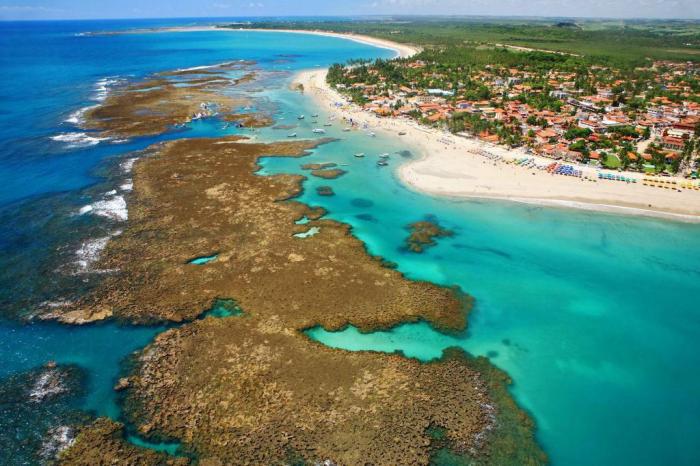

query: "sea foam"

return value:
[75, 236, 110, 271]
[64, 104, 98, 125]
[93, 77, 125, 102]
[28, 369, 68, 403]
[91, 194, 128, 221]
[78, 190, 128, 221]
[39, 426, 76, 461]
[120, 157, 138, 173]
[51, 132, 108, 148]
[74, 230, 122, 272]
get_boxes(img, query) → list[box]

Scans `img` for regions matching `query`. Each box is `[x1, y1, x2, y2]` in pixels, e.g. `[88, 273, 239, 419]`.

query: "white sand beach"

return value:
[112, 25, 420, 59]
[295, 67, 700, 222]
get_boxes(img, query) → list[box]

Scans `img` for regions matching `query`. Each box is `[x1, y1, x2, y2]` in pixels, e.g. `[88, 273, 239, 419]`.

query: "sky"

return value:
[1, 0, 699, 21]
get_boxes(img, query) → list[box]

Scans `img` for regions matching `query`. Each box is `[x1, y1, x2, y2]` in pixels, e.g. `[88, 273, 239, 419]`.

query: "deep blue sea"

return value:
[1, 18, 699, 466]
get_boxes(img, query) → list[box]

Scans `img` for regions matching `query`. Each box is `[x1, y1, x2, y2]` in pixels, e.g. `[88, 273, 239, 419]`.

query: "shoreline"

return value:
[294, 67, 700, 223]
[76, 23, 700, 222]
[99, 25, 421, 59]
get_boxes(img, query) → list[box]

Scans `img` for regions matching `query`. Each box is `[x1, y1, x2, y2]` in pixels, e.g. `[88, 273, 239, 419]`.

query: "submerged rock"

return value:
[113, 377, 130, 392]
[300, 162, 337, 170]
[310, 168, 347, 179]
[405, 220, 454, 253]
[316, 185, 335, 196]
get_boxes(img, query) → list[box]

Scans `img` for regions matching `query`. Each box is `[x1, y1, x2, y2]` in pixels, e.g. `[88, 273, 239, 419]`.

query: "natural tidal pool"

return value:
[188, 254, 219, 265]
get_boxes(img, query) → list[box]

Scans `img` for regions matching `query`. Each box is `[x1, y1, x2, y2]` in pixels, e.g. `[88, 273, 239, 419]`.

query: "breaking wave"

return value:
[50, 132, 108, 148]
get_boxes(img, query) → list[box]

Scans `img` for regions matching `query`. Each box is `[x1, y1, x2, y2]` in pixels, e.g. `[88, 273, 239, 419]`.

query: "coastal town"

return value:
[326, 56, 700, 178]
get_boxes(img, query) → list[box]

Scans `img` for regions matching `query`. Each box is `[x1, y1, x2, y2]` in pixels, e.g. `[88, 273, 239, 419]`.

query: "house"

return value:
[535, 128, 558, 144]
[662, 135, 686, 151]
[478, 131, 500, 143]
[578, 120, 605, 133]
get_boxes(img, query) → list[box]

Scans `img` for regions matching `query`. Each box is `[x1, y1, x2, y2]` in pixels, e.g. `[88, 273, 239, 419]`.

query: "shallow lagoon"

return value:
[258, 82, 700, 465]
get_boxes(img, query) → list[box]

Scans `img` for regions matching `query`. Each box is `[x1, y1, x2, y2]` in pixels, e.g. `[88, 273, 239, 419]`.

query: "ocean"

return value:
[0, 18, 699, 466]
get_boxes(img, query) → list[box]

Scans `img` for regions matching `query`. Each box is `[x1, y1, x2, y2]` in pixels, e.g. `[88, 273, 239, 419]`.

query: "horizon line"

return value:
[2, 14, 700, 23]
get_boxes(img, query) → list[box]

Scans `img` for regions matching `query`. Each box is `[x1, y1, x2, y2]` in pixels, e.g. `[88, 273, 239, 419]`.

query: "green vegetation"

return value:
[225, 17, 700, 66]
[602, 153, 622, 169]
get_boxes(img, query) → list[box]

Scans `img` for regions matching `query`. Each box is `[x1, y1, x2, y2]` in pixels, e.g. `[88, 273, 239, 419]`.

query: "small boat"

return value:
[342, 127, 352, 132]
[297, 115, 305, 120]
[368, 132, 376, 137]
[287, 133, 297, 138]
[354, 152, 365, 158]
[377, 160, 389, 166]
[323, 122, 332, 127]
[379, 153, 390, 158]
[398, 131, 407, 136]
[312, 128, 326, 134]
[311, 113, 319, 118]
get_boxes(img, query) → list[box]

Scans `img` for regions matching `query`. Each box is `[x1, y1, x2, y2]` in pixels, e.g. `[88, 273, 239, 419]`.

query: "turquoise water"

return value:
[125, 435, 182, 456]
[202, 299, 244, 318]
[1, 19, 699, 466]
[0, 320, 163, 419]
[258, 113, 700, 465]
[188, 254, 219, 265]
